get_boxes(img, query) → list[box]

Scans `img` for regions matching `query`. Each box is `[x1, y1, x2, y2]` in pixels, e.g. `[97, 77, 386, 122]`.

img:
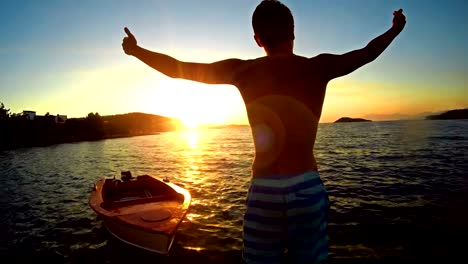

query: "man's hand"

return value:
[122, 27, 138, 55]
[392, 9, 406, 32]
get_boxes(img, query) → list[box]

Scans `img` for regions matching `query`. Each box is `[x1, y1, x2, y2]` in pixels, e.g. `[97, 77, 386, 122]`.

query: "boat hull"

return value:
[89, 174, 191, 254]
[104, 217, 174, 254]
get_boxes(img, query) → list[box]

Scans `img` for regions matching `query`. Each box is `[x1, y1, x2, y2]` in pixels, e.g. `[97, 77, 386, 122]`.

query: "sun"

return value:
[180, 115, 203, 129]
[147, 79, 248, 129]
[177, 108, 225, 129]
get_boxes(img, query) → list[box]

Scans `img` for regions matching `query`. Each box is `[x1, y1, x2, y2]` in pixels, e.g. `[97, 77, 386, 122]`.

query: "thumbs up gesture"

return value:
[392, 9, 406, 32]
[122, 27, 138, 55]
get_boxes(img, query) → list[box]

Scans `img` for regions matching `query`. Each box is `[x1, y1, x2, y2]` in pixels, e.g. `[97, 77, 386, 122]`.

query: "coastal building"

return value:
[55, 114, 67, 123]
[19, 111, 67, 123]
[22, 110, 36, 120]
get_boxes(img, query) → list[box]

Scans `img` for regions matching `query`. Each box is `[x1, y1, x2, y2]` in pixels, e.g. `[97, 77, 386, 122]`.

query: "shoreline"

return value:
[2, 119, 467, 151]
[0, 131, 165, 151]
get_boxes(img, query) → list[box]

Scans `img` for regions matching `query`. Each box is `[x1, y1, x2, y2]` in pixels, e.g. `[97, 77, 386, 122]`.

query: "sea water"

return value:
[1, 120, 467, 263]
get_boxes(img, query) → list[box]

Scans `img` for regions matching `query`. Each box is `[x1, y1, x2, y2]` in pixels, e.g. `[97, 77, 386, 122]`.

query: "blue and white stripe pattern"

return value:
[242, 171, 329, 264]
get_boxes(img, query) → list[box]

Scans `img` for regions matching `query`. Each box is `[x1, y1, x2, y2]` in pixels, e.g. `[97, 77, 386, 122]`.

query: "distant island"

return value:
[426, 109, 468, 120]
[0, 102, 183, 150]
[334, 117, 372, 123]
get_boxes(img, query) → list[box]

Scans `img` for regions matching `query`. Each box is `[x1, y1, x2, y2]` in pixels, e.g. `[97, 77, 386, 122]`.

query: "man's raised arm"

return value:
[315, 9, 406, 80]
[122, 27, 244, 85]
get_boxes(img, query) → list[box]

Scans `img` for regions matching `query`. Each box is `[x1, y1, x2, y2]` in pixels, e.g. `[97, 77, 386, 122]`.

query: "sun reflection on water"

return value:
[176, 129, 209, 190]
[163, 127, 251, 250]
[182, 129, 200, 149]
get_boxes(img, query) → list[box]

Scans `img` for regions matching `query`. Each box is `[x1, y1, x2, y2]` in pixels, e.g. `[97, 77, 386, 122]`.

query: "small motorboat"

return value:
[89, 171, 191, 254]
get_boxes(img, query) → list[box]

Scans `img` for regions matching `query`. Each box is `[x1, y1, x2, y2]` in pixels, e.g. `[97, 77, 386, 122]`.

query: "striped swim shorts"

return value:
[242, 171, 329, 264]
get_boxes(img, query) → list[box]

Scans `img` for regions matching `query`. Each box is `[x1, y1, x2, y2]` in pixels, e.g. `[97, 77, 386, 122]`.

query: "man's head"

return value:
[252, 0, 295, 49]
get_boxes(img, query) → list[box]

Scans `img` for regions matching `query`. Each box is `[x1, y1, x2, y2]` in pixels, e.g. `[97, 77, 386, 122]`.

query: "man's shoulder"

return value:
[246, 54, 312, 65]
[309, 53, 341, 65]
[234, 55, 324, 76]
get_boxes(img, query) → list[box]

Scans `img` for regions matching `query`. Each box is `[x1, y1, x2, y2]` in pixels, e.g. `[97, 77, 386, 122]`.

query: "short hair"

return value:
[252, 0, 295, 48]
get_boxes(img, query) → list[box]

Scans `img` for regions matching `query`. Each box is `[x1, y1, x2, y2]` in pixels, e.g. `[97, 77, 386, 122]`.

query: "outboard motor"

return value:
[121, 171, 133, 182]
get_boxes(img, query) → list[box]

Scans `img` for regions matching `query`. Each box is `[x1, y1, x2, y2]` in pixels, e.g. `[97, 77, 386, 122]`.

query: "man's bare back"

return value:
[232, 55, 327, 176]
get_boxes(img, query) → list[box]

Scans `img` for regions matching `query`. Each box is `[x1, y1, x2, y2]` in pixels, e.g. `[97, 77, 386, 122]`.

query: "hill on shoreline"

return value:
[363, 108, 468, 121]
[0, 112, 182, 150]
[426, 108, 468, 120]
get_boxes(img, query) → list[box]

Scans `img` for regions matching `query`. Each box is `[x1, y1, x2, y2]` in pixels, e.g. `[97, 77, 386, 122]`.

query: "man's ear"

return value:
[254, 35, 263, 47]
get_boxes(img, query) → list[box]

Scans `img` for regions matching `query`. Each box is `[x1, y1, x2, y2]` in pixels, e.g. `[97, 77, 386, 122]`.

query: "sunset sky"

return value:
[1, 0, 466, 125]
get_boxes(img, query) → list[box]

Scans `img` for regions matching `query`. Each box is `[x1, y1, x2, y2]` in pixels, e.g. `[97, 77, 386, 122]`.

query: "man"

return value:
[122, 1, 406, 263]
